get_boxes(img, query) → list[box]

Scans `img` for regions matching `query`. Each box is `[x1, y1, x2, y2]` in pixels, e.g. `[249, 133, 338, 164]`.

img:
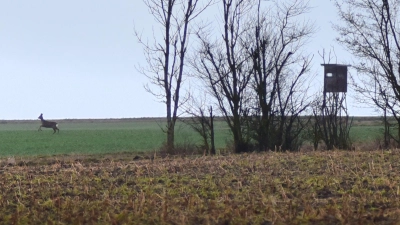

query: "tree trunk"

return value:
[210, 106, 216, 155]
[167, 120, 175, 153]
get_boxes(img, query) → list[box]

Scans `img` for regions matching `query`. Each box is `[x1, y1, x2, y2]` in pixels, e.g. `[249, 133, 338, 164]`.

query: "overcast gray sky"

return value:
[0, 0, 374, 120]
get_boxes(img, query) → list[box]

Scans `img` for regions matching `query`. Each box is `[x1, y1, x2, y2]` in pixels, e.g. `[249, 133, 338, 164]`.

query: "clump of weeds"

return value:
[0, 150, 400, 224]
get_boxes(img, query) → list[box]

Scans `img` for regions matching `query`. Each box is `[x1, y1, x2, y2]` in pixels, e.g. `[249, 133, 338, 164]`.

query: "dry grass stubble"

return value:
[0, 150, 400, 224]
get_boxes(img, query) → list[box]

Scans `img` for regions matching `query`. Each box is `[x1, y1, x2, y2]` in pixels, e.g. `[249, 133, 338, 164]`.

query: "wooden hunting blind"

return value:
[321, 64, 348, 93]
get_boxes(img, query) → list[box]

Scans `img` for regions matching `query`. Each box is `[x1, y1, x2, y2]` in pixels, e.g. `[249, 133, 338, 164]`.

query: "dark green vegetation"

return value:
[0, 119, 231, 157]
[1, 150, 400, 224]
[0, 117, 385, 157]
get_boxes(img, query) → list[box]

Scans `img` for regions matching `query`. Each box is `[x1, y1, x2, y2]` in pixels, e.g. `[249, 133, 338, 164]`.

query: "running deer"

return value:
[38, 113, 59, 134]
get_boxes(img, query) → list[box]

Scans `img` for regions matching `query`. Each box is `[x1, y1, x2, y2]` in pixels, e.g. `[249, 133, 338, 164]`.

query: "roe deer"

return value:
[38, 113, 59, 134]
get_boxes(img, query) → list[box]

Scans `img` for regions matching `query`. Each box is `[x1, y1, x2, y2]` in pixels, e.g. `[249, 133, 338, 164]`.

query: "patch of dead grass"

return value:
[0, 150, 400, 224]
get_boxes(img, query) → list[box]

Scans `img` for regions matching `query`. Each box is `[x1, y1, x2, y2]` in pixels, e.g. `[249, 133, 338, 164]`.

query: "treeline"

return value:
[136, 0, 400, 153]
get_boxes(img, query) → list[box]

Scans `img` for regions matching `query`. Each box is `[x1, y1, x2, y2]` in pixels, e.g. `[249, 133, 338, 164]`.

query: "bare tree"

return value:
[350, 63, 399, 147]
[135, 0, 212, 153]
[333, 0, 400, 144]
[192, 0, 255, 153]
[243, 0, 315, 151]
[191, 0, 314, 152]
[181, 94, 216, 155]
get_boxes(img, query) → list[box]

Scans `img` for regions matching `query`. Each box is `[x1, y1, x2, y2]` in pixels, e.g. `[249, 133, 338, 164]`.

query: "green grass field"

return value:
[350, 126, 382, 141]
[0, 119, 231, 157]
[0, 117, 386, 157]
